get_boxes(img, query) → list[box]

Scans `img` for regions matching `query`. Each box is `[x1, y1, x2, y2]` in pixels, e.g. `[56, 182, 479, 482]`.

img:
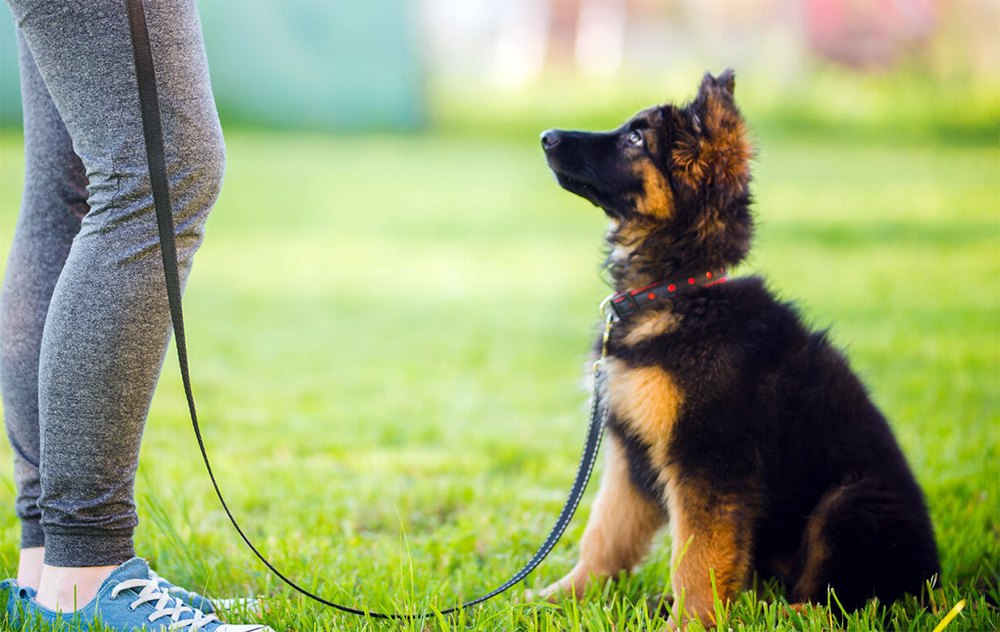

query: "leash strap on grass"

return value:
[125, 0, 607, 618]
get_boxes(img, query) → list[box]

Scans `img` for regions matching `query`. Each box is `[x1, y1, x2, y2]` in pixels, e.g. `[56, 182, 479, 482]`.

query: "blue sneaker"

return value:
[7, 558, 271, 631]
[2, 578, 33, 624]
[148, 568, 216, 614]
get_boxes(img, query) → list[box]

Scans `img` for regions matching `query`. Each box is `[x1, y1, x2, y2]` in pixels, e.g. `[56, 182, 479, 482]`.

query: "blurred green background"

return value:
[0, 1, 998, 630]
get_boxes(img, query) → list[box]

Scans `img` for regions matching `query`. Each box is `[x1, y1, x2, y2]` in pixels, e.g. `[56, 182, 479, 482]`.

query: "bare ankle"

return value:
[35, 564, 117, 613]
[16, 547, 45, 591]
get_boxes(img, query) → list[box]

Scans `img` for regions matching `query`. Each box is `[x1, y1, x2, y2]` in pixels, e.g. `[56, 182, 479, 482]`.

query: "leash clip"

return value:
[594, 295, 615, 371]
[599, 294, 613, 321]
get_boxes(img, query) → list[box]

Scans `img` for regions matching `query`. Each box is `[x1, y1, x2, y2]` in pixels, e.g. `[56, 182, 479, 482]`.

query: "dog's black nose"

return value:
[540, 129, 561, 150]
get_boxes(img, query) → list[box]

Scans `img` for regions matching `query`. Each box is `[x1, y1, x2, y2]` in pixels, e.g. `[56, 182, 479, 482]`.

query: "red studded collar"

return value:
[605, 266, 729, 320]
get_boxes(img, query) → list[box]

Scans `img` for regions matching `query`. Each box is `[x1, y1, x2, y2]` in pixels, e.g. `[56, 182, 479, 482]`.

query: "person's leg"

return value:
[0, 29, 90, 591]
[4, 0, 225, 612]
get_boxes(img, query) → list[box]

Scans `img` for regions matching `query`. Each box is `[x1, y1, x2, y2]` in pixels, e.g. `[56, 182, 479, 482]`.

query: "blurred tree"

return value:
[0, 0, 424, 131]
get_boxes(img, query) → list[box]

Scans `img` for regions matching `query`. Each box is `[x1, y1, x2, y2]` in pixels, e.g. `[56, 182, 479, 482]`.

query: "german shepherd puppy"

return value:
[536, 70, 940, 626]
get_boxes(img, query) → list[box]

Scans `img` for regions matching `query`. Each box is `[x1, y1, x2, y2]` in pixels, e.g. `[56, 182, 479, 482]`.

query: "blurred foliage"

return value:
[428, 65, 1000, 146]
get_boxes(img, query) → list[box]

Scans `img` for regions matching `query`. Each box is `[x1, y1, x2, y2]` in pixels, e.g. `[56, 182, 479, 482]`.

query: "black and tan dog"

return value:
[535, 70, 939, 626]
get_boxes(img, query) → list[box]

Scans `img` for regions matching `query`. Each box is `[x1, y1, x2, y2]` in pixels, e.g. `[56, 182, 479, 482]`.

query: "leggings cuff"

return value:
[20, 518, 45, 550]
[43, 531, 135, 568]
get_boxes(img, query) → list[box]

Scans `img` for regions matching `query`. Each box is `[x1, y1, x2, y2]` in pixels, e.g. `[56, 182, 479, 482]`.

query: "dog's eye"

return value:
[626, 130, 643, 146]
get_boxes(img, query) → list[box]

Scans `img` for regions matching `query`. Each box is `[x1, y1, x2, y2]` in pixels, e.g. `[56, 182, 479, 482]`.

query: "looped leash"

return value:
[125, 0, 608, 618]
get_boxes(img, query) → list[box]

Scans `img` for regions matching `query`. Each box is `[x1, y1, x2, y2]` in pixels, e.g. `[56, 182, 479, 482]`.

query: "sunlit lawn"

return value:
[0, 112, 997, 630]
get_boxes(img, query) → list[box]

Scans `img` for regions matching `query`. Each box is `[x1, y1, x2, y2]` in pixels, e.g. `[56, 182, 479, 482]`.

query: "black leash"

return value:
[125, 0, 608, 619]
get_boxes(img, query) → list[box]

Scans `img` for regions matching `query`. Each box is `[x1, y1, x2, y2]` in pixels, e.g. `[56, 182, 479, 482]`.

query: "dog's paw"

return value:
[521, 582, 567, 604]
[518, 588, 537, 604]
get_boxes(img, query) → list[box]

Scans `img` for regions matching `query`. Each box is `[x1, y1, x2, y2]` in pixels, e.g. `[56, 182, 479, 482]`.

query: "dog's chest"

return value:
[600, 355, 684, 479]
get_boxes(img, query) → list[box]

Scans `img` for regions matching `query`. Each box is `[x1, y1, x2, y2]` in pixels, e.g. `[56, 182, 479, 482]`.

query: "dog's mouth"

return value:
[555, 172, 595, 196]
[549, 165, 603, 207]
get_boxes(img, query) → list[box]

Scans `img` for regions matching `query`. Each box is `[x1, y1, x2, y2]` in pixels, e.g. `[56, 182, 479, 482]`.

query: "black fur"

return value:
[613, 277, 939, 608]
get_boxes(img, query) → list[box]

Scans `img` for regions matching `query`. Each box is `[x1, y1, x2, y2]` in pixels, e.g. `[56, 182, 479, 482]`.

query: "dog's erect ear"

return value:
[717, 69, 735, 95]
[693, 69, 742, 147]
[673, 69, 752, 201]
[697, 69, 736, 102]
[694, 68, 742, 135]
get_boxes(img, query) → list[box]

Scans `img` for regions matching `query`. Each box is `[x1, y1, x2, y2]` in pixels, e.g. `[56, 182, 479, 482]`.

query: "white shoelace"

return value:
[148, 571, 196, 602]
[110, 578, 219, 631]
[148, 570, 264, 617]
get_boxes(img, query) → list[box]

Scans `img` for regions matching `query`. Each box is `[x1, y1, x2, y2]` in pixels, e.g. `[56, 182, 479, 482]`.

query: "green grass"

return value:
[0, 109, 998, 630]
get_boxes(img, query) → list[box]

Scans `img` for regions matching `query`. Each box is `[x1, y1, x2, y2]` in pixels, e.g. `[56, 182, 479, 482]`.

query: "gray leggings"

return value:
[0, 0, 224, 567]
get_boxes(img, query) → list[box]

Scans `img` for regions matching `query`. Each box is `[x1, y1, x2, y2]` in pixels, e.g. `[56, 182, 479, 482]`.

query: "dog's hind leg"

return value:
[531, 434, 665, 602]
[790, 477, 940, 613]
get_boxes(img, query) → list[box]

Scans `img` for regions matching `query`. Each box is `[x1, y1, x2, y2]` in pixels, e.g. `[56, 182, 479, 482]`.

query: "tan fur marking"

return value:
[666, 475, 754, 627]
[708, 115, 753, 191]
[643, 125, 659, 156]
[792, 485, 847, 601]
[533, 434, 665, 600]
[633, 161, 675, 218]
[671, 88, 754, 195]
[793, 514, 831, 602]
[622, 310, 681, 346]
[672, 132, 707, 190]
[605, 359, 684, 453]
[602, 358, 685, 494]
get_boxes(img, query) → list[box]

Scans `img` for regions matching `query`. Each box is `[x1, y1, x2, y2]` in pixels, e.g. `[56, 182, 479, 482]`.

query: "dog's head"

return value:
[542, 70, 754, 289]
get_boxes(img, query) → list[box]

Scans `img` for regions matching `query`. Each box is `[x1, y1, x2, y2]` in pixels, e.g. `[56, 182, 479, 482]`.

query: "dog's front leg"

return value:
[531, 434, 665, 602]
[665, 476, 757, 629]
